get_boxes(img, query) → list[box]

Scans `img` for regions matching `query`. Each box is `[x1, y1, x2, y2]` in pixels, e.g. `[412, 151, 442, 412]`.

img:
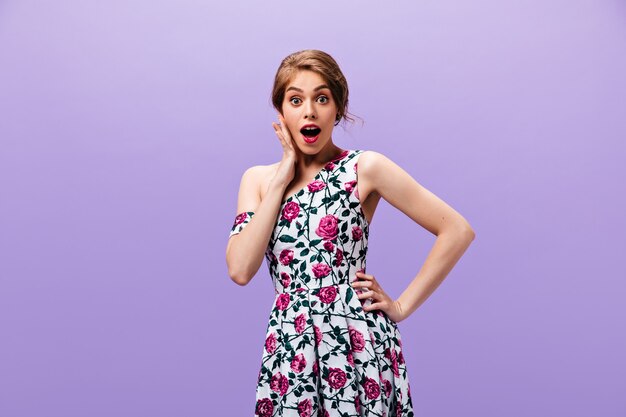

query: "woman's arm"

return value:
[359, 151, 476, 321]
[225, 166, 288, 286]
[226, 114, 297, 286]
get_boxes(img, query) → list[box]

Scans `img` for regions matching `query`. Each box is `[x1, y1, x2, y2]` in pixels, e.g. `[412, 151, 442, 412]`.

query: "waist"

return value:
[277, 281, 355, 295]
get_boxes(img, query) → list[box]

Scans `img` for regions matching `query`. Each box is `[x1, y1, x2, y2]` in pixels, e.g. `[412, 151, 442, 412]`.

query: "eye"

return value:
[289, 97, 302, 105]
[318, 95, 329, 103]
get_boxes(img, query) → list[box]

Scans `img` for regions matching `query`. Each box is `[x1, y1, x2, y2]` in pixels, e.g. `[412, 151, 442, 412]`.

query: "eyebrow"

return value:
[286, 84, 330, 93]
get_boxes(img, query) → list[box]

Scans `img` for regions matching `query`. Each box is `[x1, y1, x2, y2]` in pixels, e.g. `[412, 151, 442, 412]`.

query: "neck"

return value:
[295, 141, 344, 169]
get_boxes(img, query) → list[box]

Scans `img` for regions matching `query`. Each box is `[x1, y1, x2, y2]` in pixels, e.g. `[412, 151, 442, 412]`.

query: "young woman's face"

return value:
[281, 70, 338, 151]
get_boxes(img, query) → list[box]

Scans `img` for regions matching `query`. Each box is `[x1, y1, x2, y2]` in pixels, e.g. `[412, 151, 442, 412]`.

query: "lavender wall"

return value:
[1, 1, 625, 416]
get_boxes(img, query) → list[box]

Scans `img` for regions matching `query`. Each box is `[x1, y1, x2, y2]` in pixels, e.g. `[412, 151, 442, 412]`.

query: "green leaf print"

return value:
[252, 150, 414, 416]
[345, 288, 353, 303]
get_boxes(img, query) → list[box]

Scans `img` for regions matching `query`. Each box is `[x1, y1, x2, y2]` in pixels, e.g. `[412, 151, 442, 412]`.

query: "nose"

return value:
[304, 100, 317, 119]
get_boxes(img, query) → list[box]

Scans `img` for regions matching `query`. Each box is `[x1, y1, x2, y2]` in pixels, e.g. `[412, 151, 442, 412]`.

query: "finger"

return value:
[358, 290, 376, 300]
[277, 116, 293, 143]
[352, 281, 370, 290]
[363, 302, 381, 312]
[272, 122, 282, 138]
[272, 123, 287, 147]
[357, 272, 375, 282]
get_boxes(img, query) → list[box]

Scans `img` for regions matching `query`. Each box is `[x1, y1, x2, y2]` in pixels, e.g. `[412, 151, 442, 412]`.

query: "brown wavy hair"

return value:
[270, 49, 360, 127]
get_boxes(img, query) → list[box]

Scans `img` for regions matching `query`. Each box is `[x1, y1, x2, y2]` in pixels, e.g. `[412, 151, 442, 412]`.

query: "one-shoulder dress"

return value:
[229, 149, 415, 417]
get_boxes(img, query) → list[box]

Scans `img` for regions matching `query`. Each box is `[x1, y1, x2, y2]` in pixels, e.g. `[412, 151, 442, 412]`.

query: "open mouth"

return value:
[300, 126, 322, 138]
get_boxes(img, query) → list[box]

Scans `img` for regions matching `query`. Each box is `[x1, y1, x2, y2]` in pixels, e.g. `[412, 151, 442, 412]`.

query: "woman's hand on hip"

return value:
[351, 271, 405, 323]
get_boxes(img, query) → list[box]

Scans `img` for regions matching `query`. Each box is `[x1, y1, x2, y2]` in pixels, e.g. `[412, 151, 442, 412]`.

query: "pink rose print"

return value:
[317, 409, 329, 417]
[396, 391, 403, 416]
[352, 225, 363, 241]
[297, 398, 312, 417]
[354, 161, 358, 172]
[355, 395, 361, 413]
[314, 325, 322, 347]
[290, 353, 307, 373]
[324, 161, 335, 171]
[234, 212, 248, 225]
[348, 325, 366, 352]
[255, 398, 274, 417]
[323, 240, 334, 252]
[294, 313, 306, 334]
[384, 348, 400, 377]
[317, 286, 337, 304]
[312, 360, 319, 375]
[347, 351, 354, 366]
[312, 263, 331, 278]
[363, 377, 380, 400]
[334, 248, 343, 267]
[392, 358, 400, 378]
[265, 333, 277, 354]
[270, 372, 289, 396]
[276, 293, 290, 310]
[295, 287, 306, 293]
[399, 350, 405, 364]
[281, 201, 300, 222]
[307, 180, 326, 193]
[344, 180, 357, 194]
[383, 379, 392, 397]
[315, 214, 338, 241]
[326, 367, 347, 390]
[279, 249, 294, 265]
[280, 272, 291, 288]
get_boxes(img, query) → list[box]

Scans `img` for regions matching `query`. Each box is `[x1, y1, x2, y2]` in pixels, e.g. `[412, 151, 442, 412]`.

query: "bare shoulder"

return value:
[355, 150, 386, 176]
[240, 164, 265, 187]
[247, 162, 280, 201]
[355, 150, 398, 190]
[234, 164, 267, 214]
[358, 149, 474, 235]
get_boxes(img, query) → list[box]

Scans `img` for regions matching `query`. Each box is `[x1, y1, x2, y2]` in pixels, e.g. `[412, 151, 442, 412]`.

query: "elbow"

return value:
[226, 247, 252, 286]
[228, 266, 251, 286]
[447, 221, 475, 243]
[462, 225, 476, 244]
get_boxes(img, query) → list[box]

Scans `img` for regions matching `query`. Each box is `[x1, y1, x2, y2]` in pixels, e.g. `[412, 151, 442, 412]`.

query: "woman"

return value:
[226, 49, 475, 417]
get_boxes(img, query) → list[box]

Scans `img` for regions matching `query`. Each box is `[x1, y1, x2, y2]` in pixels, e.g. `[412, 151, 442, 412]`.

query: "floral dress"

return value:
[229, 149, 415, 417]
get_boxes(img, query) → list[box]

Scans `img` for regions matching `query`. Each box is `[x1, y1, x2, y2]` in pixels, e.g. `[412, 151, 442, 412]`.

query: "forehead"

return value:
[286, 70, 329, 92]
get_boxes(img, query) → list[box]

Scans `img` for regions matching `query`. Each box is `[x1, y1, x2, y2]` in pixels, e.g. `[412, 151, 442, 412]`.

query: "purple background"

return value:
[1, 1, 625, 416]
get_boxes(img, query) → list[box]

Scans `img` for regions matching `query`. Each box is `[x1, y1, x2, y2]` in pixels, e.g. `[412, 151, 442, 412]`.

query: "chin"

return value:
[298, 137, 327, 150]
